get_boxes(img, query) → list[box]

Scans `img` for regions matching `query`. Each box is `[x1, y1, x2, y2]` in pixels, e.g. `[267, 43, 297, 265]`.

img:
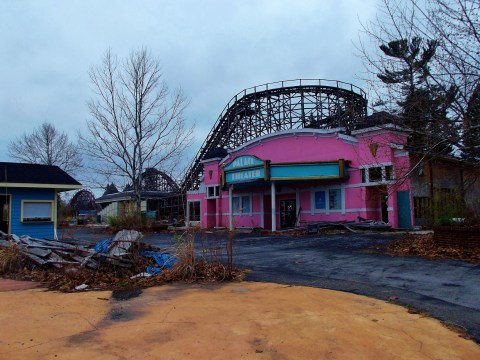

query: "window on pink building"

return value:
[385, 165, 393, 180]
[329, 189, 341, 210]
[368, 167, 382, 182]
[206, 186, 220, 198]
[188, 201, 200, 221]
[232, 195, 251, 214]
[361, 164, 395, 184]
[315, 191, 326, 209]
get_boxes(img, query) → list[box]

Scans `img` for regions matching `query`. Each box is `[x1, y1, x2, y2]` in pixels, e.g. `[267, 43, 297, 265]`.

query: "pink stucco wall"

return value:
[187, 127, 413, 230]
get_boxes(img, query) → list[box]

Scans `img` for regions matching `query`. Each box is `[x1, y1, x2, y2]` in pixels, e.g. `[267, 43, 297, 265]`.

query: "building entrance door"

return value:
[397, 191, 412, 229]
[0, 195, 10, 234]
[280, 199, 296, 228]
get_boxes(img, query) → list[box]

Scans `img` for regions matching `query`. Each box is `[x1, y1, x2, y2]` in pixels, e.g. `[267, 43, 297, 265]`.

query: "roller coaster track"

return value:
[181, 79, 367, 192]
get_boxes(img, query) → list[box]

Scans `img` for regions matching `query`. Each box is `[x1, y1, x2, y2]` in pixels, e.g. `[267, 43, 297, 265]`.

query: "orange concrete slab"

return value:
[0, 282, 478, 359]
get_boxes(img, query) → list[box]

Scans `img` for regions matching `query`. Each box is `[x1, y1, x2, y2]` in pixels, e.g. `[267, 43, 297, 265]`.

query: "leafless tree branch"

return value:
[8, 122, 83, 175]
[79, 47, 195, 211]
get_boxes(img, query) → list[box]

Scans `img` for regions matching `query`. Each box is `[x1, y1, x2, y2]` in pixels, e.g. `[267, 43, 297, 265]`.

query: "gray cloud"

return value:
[0, 0, 377, 170]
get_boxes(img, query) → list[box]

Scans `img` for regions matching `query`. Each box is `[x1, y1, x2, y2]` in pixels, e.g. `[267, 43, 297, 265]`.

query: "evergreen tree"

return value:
[463, 83, 480, 160]
[378, 37, 457, 153]
[377, 37, 437, 94]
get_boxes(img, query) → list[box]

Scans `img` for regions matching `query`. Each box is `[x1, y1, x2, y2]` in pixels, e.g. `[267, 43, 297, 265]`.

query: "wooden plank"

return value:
[59, 238, 97, 247]
[24, 244, 76, 251]
[95, 253, 132, 268]
[24, 252, 48, 265]
[47, 252, 78, 266]
[70, 254, 98, 269]
[23, 247, 52, 258]
[25, 237, 85, 250]
[0, 240, 14, 247]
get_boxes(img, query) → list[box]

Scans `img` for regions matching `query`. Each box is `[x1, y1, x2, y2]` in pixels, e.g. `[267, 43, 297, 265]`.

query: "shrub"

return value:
[0, 245, 22, 274]
[107, 213, 153, 232]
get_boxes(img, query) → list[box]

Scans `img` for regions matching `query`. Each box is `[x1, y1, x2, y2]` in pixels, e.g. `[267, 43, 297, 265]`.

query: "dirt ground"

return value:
[0, 280, 479, 360]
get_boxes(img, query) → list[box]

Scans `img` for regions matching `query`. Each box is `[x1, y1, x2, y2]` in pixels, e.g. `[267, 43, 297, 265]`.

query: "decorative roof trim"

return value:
[0, 182, 82, 190]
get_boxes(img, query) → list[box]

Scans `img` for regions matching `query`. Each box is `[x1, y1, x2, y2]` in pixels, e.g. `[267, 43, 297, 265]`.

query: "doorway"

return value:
[0, 195, 10, 234]
[397, 191, 412, 229]
[381, 191, 389, 223]
[280, 199, 296, 228]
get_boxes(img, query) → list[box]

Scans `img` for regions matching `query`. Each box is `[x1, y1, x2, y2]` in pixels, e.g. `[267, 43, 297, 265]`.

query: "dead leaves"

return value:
[380, 234, 480, 263]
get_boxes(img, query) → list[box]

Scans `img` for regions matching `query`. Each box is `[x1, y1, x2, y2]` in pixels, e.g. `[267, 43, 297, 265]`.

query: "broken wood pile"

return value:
[0, 230, 145, 270]
[285, 219, 392, 234]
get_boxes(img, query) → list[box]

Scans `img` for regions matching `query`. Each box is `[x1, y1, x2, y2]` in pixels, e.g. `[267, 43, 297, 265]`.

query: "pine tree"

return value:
[378, 37, 457, 153]
[463, 83, 480, 160]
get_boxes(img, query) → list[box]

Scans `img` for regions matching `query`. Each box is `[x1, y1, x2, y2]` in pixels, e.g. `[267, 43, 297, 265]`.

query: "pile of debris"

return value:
[0, 230, 171, 272]
[301, 219, 392, 234]
[0, 230, 244, 291]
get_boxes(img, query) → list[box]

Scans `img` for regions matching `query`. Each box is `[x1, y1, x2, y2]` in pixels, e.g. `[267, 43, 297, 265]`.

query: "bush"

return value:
[0, 245, 22, 274]
[107, 213, 153, 232]
[167, 230, 242, 282]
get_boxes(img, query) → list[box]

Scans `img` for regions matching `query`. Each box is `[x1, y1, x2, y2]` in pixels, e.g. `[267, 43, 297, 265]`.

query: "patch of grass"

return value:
[0, 245, 23, 274]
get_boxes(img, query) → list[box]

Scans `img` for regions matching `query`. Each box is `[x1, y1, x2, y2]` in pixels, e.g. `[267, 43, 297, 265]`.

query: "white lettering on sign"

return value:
[231, 157, 256, 169]
[230, 169, 261, 181]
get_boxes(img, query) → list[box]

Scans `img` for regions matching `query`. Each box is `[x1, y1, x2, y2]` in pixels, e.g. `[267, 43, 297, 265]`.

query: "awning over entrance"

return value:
[222, 155, 348, 187]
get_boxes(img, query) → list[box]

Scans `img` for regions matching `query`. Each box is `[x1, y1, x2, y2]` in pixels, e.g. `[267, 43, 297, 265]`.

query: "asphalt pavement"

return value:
[62, 228, 480, 342]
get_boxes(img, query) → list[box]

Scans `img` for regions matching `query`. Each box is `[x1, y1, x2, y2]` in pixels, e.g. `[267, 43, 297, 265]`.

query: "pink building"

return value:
[187, 124, 413, 230]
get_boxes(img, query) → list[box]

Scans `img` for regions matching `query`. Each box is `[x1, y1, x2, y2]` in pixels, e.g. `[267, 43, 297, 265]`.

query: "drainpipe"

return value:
[229, 185, 234, 231]
[54, 189, 58, 240]
[429, 160, 434, 222]
[271, 181, 276, 232]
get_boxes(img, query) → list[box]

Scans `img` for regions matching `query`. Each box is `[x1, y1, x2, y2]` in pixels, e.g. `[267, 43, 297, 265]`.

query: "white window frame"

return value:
[360, 163, 395, 185]
[328, 189, 342, 211]
[206, 185, 220, 199]
[232, 194, 252, 215]
[311, 187, 345, 214]
[21, 200, 54, 223]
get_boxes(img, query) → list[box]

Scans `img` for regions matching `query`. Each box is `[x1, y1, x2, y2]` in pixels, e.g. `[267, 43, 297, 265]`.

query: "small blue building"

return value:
[0, 162, 82, 239]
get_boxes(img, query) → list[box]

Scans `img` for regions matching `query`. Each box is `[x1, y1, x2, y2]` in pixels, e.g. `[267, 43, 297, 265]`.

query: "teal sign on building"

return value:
[223, 156, 347, 185]
[223, 155, 267, 185]
[270, 161, 346, 180]
[223, 155, 265, 171]
[225, 168, 265, 183]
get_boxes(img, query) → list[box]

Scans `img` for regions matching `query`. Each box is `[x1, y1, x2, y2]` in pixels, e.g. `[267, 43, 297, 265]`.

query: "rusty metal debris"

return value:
[0, 230, 145, 270]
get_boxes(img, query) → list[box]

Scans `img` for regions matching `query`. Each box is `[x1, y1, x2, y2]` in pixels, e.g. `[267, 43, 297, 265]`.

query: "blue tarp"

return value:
[94, 239, 112, 254]
[94, 239, 177, 275]
[141, 251, 177, 274]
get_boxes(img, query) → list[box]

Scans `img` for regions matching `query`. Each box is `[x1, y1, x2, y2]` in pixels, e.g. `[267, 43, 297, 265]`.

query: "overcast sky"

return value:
[0, 0, 378, 176]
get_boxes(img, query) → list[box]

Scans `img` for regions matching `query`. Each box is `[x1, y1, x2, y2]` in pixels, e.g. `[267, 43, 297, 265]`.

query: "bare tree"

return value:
[8, 121, 83, 174]
[79, 48, 194, 212]
[356, 0, 479, 158]
[420, 0, 480, 117]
